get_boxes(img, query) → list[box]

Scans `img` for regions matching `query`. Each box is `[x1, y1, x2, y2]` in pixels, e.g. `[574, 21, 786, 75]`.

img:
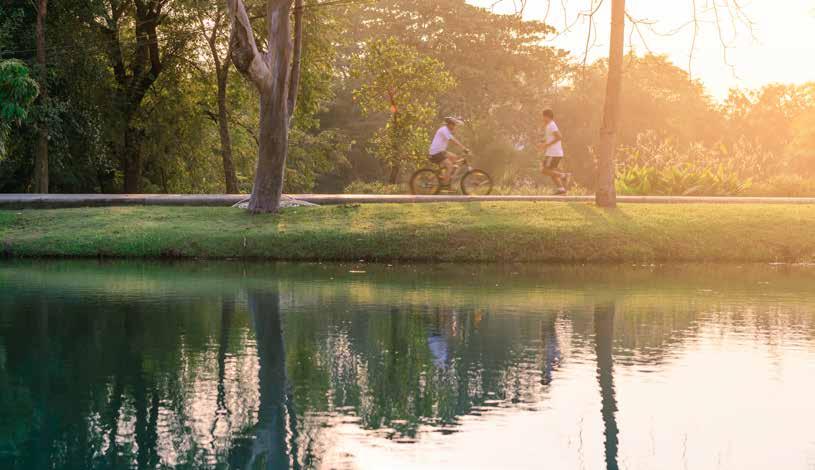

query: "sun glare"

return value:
[470, 0, 815, 99]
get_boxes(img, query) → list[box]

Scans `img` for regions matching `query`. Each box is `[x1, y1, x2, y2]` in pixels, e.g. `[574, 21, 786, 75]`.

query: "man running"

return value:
[428, 117, 470, 185]
[539, 109, 571, 195]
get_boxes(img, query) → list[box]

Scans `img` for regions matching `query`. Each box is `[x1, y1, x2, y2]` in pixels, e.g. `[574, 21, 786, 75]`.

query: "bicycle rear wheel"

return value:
[461, 169, 493, 195]
[410, 169, 441, 195]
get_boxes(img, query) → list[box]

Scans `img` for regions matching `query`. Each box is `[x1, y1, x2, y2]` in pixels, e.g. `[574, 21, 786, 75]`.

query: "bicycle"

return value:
[410, 154, 493, 196]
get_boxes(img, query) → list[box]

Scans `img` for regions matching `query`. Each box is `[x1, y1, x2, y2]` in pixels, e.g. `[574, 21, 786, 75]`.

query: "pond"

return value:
[1, 261, 815, 469]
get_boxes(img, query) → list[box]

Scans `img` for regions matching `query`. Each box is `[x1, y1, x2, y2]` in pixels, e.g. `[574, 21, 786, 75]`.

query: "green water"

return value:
[1, 261, 815, 469]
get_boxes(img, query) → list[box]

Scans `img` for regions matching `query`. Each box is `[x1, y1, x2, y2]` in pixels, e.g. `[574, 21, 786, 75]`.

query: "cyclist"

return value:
[428, 117, 471, 185]
[539, 109, 571, 195]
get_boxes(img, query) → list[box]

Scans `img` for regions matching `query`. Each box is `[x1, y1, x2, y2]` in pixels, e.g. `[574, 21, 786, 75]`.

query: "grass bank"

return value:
[1, 202, 813, 262]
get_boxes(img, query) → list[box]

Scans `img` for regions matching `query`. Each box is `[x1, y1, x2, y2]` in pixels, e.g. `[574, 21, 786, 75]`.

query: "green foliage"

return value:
[786, 104, 815, 175]
[343, 180, 404, 194]
[0, 0, 813, 196]
[492, 181, 592, 196]
[747, 174, 815, 197]
[615, 134, 753, 196]
[0, 60, 38, 123]
[340, 178, 593, 196]
[556, 54, 723, 184]
[616, 163, 750, 196]
[351, 37, 455, 175]
[331, 0, 567, 187]
[286, 128, 352, 193]
[0, 59, 40, 157]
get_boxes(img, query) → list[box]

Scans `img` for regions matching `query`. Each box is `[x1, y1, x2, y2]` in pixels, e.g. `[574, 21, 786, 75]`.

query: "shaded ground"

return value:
[1, 202, 813, 262]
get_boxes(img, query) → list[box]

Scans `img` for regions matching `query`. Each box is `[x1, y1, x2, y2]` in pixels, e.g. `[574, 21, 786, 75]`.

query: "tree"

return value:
[0, 59, 39, 158]
[492, 0, 753, 205]
[337, 0, 568, 185]
[594, 0, 624, 208]
[33, 0, 48, 193]
[788, 106, 815, 175]
[226, 0, 305, 213]
[351, 37, 455, 183]
[89, 0, 181, 193]
[197, 1, 239, 194]
[557, 54, 721, 187]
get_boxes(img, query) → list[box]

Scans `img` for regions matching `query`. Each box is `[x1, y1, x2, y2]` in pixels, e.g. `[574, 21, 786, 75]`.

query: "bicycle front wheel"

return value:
[461, 170, 493, 196]
[410, 169, 441, 195]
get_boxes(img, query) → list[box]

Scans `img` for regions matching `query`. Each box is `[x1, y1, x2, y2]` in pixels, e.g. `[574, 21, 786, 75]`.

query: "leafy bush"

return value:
[492, 181, 591, 196]
[343, 179, 591, 196]
[344, 180, 404, 194]
[619, 132, 780, 178]
[746, 174, 815, 197]
[616, 133, 754, 196]
[0, 59, 39, 158]
[616, 163, 751, 196]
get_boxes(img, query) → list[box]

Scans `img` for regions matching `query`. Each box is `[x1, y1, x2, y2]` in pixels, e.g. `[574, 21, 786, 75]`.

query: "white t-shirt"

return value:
[429, 126, 454, 155]
[543, 121, 564, 157]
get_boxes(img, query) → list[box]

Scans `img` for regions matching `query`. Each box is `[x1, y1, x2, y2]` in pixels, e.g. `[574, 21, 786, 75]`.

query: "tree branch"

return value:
[287, 0, 304, 126]
[226, 0, 271, 91]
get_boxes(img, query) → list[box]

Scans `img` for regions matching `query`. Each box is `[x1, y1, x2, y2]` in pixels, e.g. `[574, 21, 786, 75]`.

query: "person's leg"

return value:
[541, 158, 564, 187]
[440, 151, 459, 184]
[543, 158, 569, 194]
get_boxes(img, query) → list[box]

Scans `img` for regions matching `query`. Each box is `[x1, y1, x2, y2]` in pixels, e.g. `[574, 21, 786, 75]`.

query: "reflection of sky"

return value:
[319, 326, 815, 470]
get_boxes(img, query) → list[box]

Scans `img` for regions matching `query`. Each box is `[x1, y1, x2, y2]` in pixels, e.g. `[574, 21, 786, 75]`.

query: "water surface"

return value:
[1, 261, 815, 469]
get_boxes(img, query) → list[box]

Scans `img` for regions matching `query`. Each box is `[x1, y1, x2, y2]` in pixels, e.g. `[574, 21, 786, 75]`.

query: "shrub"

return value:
[746, 174, 815, 197]
[615, 133, 755, 196]
[344, 180, 404, 194]
[492, 181, 591, 196]
[616, 163, 751, 196]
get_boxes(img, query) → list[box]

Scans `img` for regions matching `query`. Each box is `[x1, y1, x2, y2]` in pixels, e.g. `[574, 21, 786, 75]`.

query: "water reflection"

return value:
[1, 261, 815, 469]
[247, 290, 294, 469]
[595, 302, 619, 470]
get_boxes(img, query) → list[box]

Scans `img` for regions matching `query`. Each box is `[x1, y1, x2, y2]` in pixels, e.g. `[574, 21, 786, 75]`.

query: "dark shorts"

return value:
[429, 151, 448, 164]
[544, 157, 563, 170]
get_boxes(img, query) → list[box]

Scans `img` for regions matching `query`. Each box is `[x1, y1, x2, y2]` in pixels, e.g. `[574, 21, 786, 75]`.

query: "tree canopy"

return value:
[0, 0, 812, 196]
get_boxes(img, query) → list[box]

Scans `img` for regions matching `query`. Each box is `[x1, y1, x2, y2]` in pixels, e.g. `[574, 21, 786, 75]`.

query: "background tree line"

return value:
[1, 0, 814, 196]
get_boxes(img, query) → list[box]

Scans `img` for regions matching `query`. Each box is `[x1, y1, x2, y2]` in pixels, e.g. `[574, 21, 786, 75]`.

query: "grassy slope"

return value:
[0, 202, 813, 262]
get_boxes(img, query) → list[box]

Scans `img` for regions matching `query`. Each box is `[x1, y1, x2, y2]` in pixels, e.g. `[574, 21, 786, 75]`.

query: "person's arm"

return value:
[544, 131, 562, 151]
[451, 136, 469, 153]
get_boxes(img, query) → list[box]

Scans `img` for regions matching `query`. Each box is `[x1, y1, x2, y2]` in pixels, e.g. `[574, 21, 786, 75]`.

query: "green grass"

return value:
[1, 202, 814, 262]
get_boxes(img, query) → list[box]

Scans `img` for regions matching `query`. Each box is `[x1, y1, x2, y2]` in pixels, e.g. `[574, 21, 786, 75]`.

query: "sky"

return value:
[468, 0, 815, 99]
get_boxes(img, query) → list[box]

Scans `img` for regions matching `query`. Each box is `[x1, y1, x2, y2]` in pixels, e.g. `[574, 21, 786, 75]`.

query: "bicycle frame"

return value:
[447, 158, 474, 182]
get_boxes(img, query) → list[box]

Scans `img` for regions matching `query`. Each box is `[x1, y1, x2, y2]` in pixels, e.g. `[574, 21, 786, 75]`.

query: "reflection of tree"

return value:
[214, 296, 234, 445]
[541, 314, 562, 386]
[281, 303, 553, 437]
[0, 288, 263, 468]
[595, 302, 620, 470]
[5, 262, 815, 468]
[247, 290, 296, 469]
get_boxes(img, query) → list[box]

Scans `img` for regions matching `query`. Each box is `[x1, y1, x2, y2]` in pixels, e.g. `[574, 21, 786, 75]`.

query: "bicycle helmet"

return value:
[443, 116, 465, 126]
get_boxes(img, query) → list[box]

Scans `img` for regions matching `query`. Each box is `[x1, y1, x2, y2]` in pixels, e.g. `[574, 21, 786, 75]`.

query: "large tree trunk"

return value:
[228, 0, 303, 213]
[595, 0, 625, 208]
[33, 0, 48, 193]
[123, 126, 143, 193]
[217, 72, 239, 194]
[249, 90, 290, 212]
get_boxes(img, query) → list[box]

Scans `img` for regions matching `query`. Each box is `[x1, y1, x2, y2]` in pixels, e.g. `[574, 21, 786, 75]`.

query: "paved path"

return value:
[2, 193, 815, 209]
